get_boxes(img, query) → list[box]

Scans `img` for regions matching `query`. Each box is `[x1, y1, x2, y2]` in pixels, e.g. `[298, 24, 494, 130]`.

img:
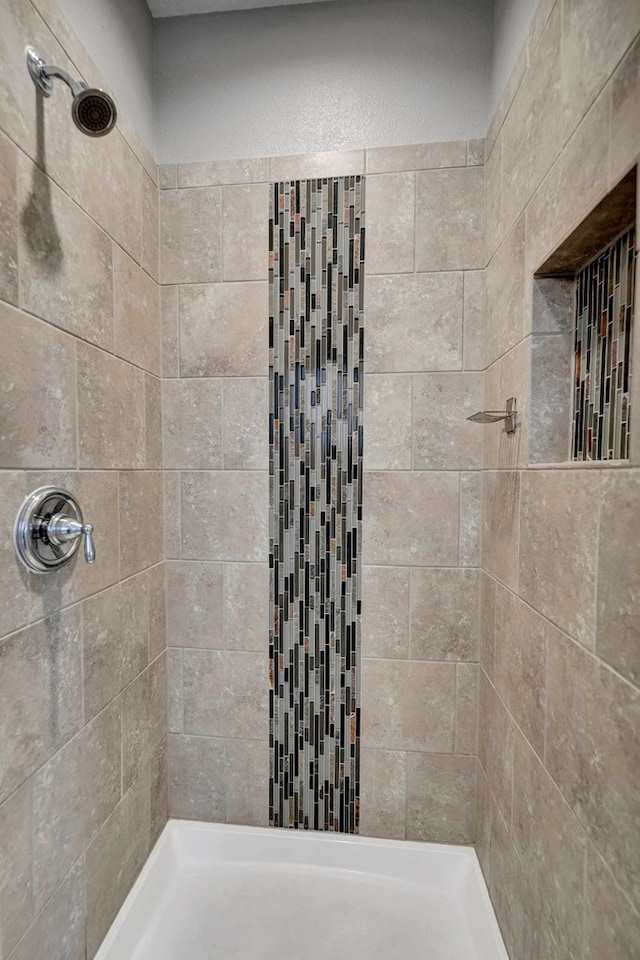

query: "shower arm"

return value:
[26, 48, 87, 99]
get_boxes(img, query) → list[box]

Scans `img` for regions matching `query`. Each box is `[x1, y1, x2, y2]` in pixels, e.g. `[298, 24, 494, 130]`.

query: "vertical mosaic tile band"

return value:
[269, 177, 365, 832]
[572, 226, 636, 461]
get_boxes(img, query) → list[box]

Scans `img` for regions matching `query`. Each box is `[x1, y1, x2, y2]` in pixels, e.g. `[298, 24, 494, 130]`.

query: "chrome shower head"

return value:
[26, 45, 117, 137]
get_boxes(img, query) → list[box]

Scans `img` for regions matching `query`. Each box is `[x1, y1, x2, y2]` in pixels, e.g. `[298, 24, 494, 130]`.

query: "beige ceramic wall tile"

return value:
[268, 150, 365, 182]
[77, 344, 145, 469]
[159, 165, 177, 189]
[415, 167, 484, 271]
[531, 276, 575, 334]
[168, 648, 183, 733]
[163, 471, 181, 560]
[168, 733, 226, 821]
[475, 762, 492, 881]
[160, 186, 221, 284]
[122, 653, 167, 793]
[500, 4, 564, 232]
[364, 472, 459, 566]
[459, 471, 482, 566]
[406, 753, 476, 843]
[484, 134, 503, 260]
[412, 372, 484, 469]
[85, 771, 150, 957]
[358, 748, 407, 839]
[179, 281, 268, 377]
[562, 0, 640, 141]
[485, 35, 528, 159]
[181, 471, 268, 562]
[365, 173, 415, 274]
[511, 728, 586, 959]
[222, 183, 269, 281]
[478, 672, 513, 824]
[597, 472, 640, 685]
[223, 378, 269, 470]
[410, 568, 479, 662]
[611, 36, 640, 183]
[113, 244, 161, 376]
[361, 566, 410, 660]
[467, 139, 485, 166]
[179, 157, 269, 187]
[82, 576, 148, 721]
[0, 608, 82, 805]
[361, 658, 455, 752]
[482, 338, 530, 472]
[480, 470, 520, 591]
[519, 469, 599, 649]
[118, 471, 164, 578]
[163, 379, 223, 470]
[0, 781, 33, 957]
[529, 333, 573, 464]
[161, 284, 179, 378]
[484, 214, 526, 368]
[366, 141, 467, 174]
[141, 170, 159, 281]
[145, 373, 163, 470]
[585, 843, 640, 960]
[32, 700, 121, 908]
[223, 562, 269, 652]
[456, 663, 479, 755]
[18, 155, 114, 350]
[463, 270, 485, 370]
[364, 374, 412, 470]
[9, 859, 85, 960]
[526, 88, 611, 273]
[166, 560, 223, 649]
[224, 739, 269, 826]
[546, 631, 640, 910]
[183, 649, 268, 739]
[493, 585, 549, 759]
[0, 130, 17, 305]
[479, 571, 496, 681]
[365, 272, 463, 372]
[147, 562, 167, 661]
[150, 737, 168, 842]
[0, 303, 77, 468]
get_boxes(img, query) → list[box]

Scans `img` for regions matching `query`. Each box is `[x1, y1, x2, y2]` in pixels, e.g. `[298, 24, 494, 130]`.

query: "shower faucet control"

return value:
[14, 486, 96, 574]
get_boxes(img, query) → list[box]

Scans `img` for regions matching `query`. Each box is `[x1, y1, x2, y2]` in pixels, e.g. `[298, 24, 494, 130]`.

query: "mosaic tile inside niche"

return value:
[572, 226, 636, 461]
[269, 176, 365, 832]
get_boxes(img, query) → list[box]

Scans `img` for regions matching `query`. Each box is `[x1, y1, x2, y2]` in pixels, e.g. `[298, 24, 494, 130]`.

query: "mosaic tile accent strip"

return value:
[572, 226, 636, 461]
[269, 177, 365, 831]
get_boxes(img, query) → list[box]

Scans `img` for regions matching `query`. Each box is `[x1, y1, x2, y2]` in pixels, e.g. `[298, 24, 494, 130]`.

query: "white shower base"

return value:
[94, 820, 508, 960]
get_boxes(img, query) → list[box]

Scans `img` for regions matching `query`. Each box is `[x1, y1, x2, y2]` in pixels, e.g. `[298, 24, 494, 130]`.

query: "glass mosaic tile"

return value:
[572, 226, 635, 461]
[269, 177, 365, 832]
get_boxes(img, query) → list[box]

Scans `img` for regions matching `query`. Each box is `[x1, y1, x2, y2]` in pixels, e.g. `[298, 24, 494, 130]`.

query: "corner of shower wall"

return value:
[0, 0, 166, 956]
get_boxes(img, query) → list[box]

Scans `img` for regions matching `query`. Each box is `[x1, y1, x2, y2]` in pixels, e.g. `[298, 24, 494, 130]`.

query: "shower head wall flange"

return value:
[25, 45, 117, 137]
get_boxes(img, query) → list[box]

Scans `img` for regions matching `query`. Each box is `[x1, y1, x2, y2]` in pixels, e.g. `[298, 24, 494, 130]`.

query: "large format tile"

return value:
[141, 169, 159, 280]
[166, 560, 223, 649]
[118, 471, 164, 578]
[224, 739, 269, 826]
[0, 303, 76, 468]
[365, 272, 463, 372]
[0, 472, 30, 637]
[162, 379, 223, 470]
[596, 472, 640, 685]
[122, 654, 167, 793]
[365, 172, 415, 274]
[0, 781, 33, 957]
[359, 748, 407, 840]
[412, 373, 484, 469]
[585, 843, 640, 960]
[18, 154, 113, 350]
[82, 575, 148, 720]
[456, 663, 479, 755]
[415, 166, 484, 271]
[147, 562, 167, 661]
[269, 150, 364, 182]
[145, 373, 163, 470]
[406, 753, 476, 843]
[223, 378, 269, 470]
[161, 284, 179, 378]
[361, 566, 410, 660]
[181, 471, 268, 562]
[459, 471, 482, 566]
[410, 568, 479, 662]
[168, 733, 226, 821]
[9, 860, 85, 960]
[113, 245, 161, 376]
[611, 35, 640, 183]
[484, 215, 526, 367]
[222, 183, 268, 281]
[77, 344, 146, 469]
[463, 270, 484, 370]
[364, 472, 459, 566]
[32, 700, 121, 908]
[481, 470, 520, 592]
[478, 671, 513, 824]
[183, 650, 268, 740]
[223, 562, 269, 652]
[489, 802, 540, 960]
[366, 140, 467, 174]
[179, 157, 269, 187]
[364, 374, 412, 470]
[519, 469, 599, 648]
[0, 608, 82, 804]
[361, 659, 455, 753]
[179, 281, 268, 377]
[160, 186, 221, 284]
[479, 570, 496, 681]
[546, 632, 640, 910]
[0, 130, 17, 305]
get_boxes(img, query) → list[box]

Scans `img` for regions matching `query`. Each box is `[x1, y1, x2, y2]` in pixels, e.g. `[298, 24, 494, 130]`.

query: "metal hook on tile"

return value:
[467, 397, 517, 435]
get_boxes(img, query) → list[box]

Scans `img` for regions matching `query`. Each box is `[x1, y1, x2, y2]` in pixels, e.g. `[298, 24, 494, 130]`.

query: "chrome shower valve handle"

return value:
[14, 486, 97, 574]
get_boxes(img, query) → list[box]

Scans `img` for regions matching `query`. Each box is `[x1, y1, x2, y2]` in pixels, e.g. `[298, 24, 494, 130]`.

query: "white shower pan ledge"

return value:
[94, 819, 508, 960]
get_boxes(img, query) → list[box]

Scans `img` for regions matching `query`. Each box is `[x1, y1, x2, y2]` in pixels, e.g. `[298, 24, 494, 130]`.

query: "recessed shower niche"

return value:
[530, 167, 638, 465]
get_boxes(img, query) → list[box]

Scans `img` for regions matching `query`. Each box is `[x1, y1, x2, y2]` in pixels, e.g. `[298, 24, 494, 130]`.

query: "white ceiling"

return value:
[147, 0, 335, 17]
